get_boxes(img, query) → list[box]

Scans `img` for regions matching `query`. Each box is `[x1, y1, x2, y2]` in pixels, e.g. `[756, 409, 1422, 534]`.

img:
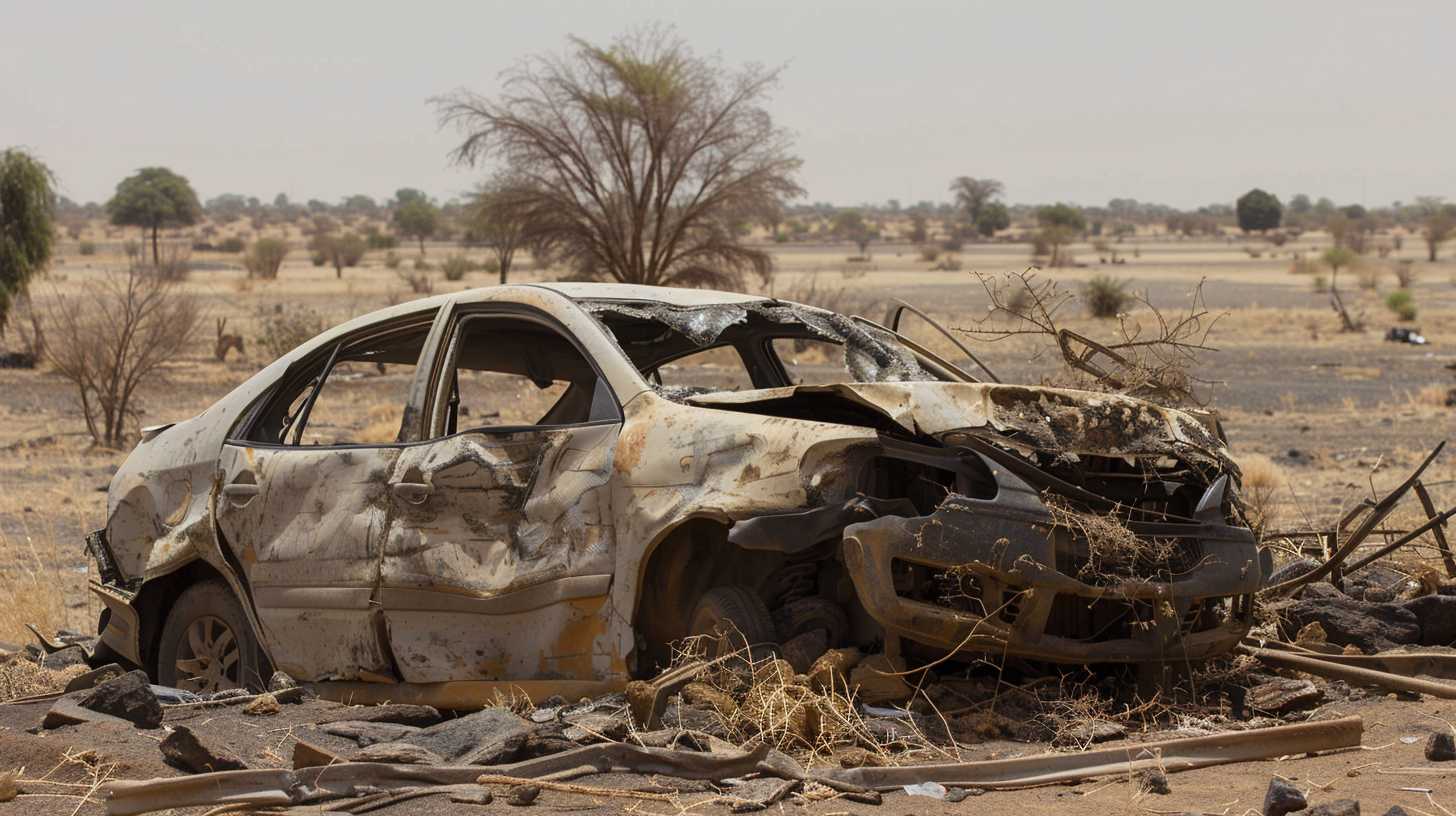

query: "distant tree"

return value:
[1035, 203, 1084, 267]
[467, 173, 533, 284]
[758, 201, 786, 241]
[272, 192, 291, 209]
[0, 149, 57, 335]
[394, 188, 429, 206]
[975, 201, 1010, 237]
[949, 176, 1004, 230]
[833, 209, 878, 255]
[435, 26, 803, 287]
[1413, 196, 1456, 262]
[310, 231, 367, 278]
[908, 211, 928, 244]
[1288, 193, 1312, 215]
[341, 194, 378, 215]
[393, 197, 439, 255]
[106, 167, 202, 265]
[1235, 188, 1282, 233]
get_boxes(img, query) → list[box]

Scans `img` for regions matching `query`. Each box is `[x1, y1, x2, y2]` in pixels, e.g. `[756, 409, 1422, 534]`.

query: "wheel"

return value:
[688, 585, 778, 659]
[773, 597, 850, 646]
[157, 580, 268, 693]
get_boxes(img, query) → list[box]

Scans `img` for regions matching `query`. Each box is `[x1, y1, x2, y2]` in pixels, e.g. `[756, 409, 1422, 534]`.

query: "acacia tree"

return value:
[106, 167, 202, 265]
[392, 195, 438, 255]
[0, 149, 56, 334]
[468, 173, 534, 284]
[1413, 196, 1456, 262]
[434, 26, 803, 288]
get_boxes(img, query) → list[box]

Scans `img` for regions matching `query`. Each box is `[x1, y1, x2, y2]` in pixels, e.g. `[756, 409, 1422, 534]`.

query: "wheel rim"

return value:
[173, 615, 241, 693]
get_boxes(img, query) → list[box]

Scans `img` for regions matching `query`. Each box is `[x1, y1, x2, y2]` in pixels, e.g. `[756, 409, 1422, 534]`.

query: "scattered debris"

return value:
[1385, 327, 1428, 345]
[77, 670, 162, 729]
[1249, 678, 1325, 715]
[160, 725, 248, 773]
[1426, 731, 1456, 762]
[1264, 776, 1308, 816]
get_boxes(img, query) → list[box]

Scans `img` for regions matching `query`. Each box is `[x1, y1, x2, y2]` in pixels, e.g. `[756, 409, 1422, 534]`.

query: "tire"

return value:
[156, 580, 268, 693]
[773, 597, 850, 646]
[688, 585, 778, 659]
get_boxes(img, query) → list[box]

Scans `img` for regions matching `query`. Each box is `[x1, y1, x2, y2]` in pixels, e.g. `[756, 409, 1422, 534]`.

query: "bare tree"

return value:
[434, 26, 804, 289]
[467, 173, 533, 284]
[41, 260, 201, 447]
[961, 269, 1222, 405]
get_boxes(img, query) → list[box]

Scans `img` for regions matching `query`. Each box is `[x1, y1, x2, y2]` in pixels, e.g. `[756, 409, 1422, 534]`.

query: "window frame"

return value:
[227, 310, 442, 449]
[423, 304, 623, 440]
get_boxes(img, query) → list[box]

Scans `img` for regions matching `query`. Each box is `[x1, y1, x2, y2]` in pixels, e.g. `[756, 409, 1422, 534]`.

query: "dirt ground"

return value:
[2, 692, 1453, 814]
[2, 225, 1455, 814]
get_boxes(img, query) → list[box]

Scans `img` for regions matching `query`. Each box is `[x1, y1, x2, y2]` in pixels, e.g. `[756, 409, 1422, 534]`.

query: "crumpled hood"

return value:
[686, 382, 1232, 467]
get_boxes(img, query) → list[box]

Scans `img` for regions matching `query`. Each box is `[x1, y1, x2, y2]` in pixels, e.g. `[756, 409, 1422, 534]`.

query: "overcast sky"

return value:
[4, 1, 1453, 210]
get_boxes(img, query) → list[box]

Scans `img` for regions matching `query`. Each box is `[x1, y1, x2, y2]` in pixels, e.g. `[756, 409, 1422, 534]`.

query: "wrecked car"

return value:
[85, 283, 1263, 702]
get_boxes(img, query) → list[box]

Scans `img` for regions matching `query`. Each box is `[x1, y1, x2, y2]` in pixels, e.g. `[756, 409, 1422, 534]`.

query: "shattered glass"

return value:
[584, 300, 931, 384]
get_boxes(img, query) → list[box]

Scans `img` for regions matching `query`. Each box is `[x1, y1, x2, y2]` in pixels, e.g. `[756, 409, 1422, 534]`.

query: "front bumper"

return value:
[842, 451, 1262, 664]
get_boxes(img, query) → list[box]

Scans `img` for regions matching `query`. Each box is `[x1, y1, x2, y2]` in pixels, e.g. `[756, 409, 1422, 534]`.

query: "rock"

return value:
[1425, 731, 1456, 761]
[1382, 807, 1411, 816]
[1307, 800, 1359, 816]
[849, 654, 911, 704]
[64, 663, 124, 693]
[1344, 565, 1408, 603]
[78, 670, 162, 729]
[1054, 719, 1127, 746]
[399, 708, 531, 764]
[292, 739, 343, 769]
[355, 742, 444, 764]
[313, 704, 442, 727]
[1295, 621, 1328, 647]
[515, 722, 577, 759]
[41, 646, 88, 671]
[267, 671, 298, 692]
[681, 682, 738, 718]
[320, 720, 421, 747]
[1136, 767, 1170, 795]
[1263, 777, 1307, 815]
[808, 647, 863, 693]
[944, 787, 971, 803]
[1249, 679, 1325, 715]
[781, 629, 828, 675]
[507, 784, 541, 806]
[861, 716, 922, 748]
[160, 725, 248, 772]
[1283, 595, 1419, 652]
[1403, 595, 1456, 646]
[449, 788, 494, 805]
[561, 711, 629, 743]
[42, 695, 131, 729]
[242, 693, 280, 716]
[1269, 558, 1322, 588]
[659, 702, 728, 737]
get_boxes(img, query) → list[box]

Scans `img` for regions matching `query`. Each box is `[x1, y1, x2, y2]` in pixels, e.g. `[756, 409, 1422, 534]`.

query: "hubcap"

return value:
[173, 615, 241, 693]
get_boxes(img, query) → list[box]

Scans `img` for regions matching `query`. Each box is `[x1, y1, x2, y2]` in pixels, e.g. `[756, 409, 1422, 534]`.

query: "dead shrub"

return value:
[1393, 260, 1417, 288]
[775, 274, 873, 317]
[41, 260, 202, 447]
[243, 237, 288, 279]
[0, 656, 85, 702]
[1082, 275, 1132, 318]
[918, 244, 941, 263]
[395, 266, 435, 295]
[1236, 454, 1284, 538]
[441, 254, 474, 281]
[255, 304, 325, 360]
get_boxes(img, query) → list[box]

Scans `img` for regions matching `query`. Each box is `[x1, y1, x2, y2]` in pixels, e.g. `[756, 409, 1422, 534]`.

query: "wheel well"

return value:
[632, 519, 785, 676]
[133, 559, 233, 680]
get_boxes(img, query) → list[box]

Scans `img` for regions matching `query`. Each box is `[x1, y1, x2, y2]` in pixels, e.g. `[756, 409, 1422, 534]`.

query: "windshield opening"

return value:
[582, 299, 958, 397]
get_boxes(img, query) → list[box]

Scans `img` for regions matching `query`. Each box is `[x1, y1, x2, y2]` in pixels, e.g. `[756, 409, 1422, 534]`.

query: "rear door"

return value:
[378, 308, 623, 683]
[215, 312, 439, 681]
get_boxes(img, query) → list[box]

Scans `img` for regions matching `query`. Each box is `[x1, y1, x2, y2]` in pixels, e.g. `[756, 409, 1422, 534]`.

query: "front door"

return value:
[377, 311, 623, 683]
[215, 314, 437, 681]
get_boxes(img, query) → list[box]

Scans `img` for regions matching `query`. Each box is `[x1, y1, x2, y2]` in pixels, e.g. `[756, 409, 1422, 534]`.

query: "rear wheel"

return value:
[157, 581, 267, 693]
[688, 585, 777, 660]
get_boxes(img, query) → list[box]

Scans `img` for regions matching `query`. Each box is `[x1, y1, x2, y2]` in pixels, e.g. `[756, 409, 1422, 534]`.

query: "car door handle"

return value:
[221, 483, 259, 507]
[391, 481, 433, 504]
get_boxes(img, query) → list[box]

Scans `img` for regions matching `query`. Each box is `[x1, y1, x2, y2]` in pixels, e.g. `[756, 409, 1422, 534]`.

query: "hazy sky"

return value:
[4, 1, 1454, 210]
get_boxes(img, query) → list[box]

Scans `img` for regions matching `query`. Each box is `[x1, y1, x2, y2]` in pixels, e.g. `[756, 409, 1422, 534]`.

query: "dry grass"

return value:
[0, 655, 85, 702]
[1236, 453, 1285, 538]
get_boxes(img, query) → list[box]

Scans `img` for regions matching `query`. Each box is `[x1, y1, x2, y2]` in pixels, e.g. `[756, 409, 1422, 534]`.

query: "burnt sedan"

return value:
[86, 283, 1264, 702]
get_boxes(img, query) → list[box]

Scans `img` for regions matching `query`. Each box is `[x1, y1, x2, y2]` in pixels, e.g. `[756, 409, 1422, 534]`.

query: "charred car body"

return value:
[86, 283, 1264, 701]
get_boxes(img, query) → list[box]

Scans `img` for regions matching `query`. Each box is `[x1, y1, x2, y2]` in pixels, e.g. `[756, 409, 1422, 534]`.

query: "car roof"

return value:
[524, 282, 769, 307]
